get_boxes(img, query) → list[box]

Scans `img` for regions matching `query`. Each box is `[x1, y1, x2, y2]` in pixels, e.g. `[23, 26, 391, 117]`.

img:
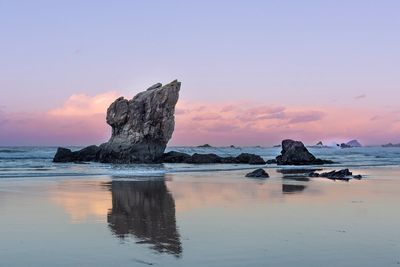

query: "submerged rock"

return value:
[197, 144, 212, 148]
[320, 169, 352, 179]
[245, 168, 269, 178]
[308, 169, 362, 181]
[275, 139, 334, 165]
[54, 80, 181, 163]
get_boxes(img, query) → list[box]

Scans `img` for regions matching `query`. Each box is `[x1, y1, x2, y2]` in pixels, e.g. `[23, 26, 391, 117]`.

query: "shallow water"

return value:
[0, 166, 400, 266]
[1, 146, 400, 179]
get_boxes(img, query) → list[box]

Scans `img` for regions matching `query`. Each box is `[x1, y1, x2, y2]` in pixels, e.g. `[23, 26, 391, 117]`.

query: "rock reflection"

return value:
[282, 175, 310, 182]
[106, 180, 182, 257]
[282, 184, 307, 194]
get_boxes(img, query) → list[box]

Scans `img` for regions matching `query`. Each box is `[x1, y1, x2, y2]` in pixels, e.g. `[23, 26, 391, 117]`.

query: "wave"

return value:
[0, 149, 28, 153]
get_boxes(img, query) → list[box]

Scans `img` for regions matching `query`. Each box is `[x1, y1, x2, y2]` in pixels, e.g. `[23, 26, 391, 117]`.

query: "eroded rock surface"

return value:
[54, 80, 181, 163]
[276, 139, 334, 165]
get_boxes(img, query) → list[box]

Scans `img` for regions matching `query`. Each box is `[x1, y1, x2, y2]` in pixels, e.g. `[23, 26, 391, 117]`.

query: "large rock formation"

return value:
[54, 80, 181, 163]
[276, 139, 334, 165]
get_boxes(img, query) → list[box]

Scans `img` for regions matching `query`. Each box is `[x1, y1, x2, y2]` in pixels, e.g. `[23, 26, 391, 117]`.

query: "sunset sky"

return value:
[1, 1, 400, 146]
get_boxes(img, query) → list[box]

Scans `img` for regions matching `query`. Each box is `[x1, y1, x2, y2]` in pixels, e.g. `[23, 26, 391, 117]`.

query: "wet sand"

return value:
[0, 167, 399, 266]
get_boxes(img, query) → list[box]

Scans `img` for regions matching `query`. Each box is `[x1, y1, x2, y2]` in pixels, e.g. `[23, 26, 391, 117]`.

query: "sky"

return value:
[1, 0, 400, 146]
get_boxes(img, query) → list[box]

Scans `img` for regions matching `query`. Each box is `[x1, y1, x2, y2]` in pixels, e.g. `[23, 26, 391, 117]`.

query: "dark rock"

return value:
[308, 172, 320, 177]
[157, 151, 265, 164]
[245, 168, 269, 178]
[185, 153, 222, 164]
[320, 169, 352, 179]
[53, 145, 100, 163]
[308, 169, 362, 181]
[316, 141, 323, 146]
[197, 144, 212, 148]
[353, 174, 363, 179]
[53, 147, 74, 162]
[230, 145, 235, 148]
[236, 153, 266, 165]
[276, 139, 334, 165]
[220, 157, 239, 164]
[159, 151, 191, 163]
[53, 80, 181, 163]
[266, 159, 277, 164]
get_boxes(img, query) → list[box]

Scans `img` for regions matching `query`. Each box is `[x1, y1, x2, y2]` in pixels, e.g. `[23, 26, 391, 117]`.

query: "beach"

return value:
[0, 147, 400, 266]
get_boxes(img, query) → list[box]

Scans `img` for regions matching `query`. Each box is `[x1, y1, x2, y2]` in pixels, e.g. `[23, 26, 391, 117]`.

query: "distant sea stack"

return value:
[340, 139, 362, 148]
[197, 144, 212, 148]
[54, 80, 181, 163]
[276, 139, 334, 165]
[382, 143, 400, 147]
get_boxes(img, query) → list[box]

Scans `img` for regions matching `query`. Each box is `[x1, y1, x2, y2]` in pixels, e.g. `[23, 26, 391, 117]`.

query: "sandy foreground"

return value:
[0, 167, 399, 267]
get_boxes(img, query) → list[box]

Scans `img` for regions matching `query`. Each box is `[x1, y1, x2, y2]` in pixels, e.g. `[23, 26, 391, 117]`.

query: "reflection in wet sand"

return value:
[106, 180, 182, 257]
[282, 175, 310, 182]
[282, 184, 307, 194]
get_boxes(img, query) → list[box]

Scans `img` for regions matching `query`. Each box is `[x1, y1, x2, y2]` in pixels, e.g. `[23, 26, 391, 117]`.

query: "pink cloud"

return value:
[1, 93, 400, 146]
[49, 91, 119, 117]
[192, 113, 221, 121]
[0, 92, 119, 146]
[287, 111, 325, 124]
[172, 101, 400, 146]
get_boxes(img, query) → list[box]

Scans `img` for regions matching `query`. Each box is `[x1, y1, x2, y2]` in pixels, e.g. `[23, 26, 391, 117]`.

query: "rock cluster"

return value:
[308, 168, 362, 181]
[275, 139, 334, 165]
[159, 152, 266, 164]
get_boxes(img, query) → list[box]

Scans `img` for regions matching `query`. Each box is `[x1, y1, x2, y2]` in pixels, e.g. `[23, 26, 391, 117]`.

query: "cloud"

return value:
[49, 91, 119, 117]
[354, 94, 367, 100]
[1, 93, 400, 146]
[0, 91, 119, 146]
[192, 113, 221, 121]
[287, 111, 325, 124]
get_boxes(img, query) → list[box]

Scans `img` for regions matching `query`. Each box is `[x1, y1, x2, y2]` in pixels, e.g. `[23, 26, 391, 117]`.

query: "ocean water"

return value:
[1, 146, 400, 179]
[1, 146, 400, 266]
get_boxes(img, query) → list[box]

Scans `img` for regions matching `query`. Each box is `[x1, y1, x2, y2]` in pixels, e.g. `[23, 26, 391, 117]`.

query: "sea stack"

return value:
[54, 80, 181, 163]
[276, 139, 334, 165]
